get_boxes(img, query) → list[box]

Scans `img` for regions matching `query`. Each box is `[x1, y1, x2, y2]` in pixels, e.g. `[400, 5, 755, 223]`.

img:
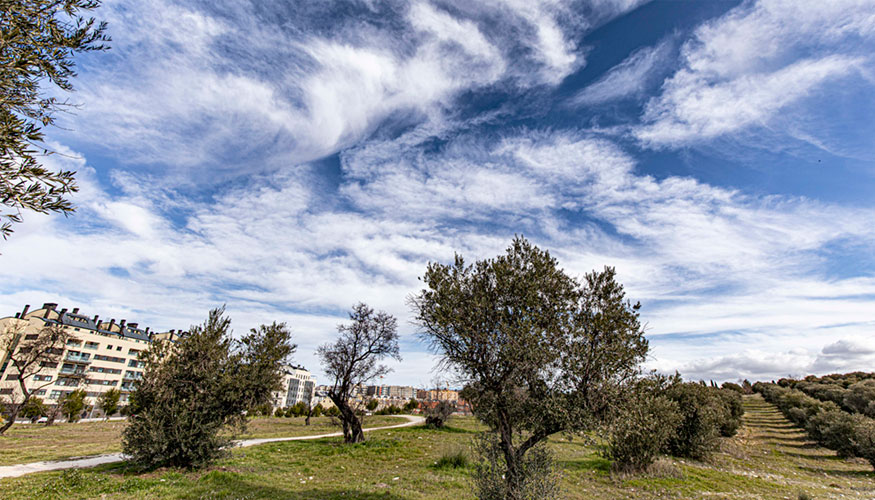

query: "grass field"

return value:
[0, 415, 402, 466]
[1, 396, 873, 499]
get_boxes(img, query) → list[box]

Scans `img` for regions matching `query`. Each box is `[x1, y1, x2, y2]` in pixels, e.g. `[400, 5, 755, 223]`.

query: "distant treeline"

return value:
[754, 376, 875, 470]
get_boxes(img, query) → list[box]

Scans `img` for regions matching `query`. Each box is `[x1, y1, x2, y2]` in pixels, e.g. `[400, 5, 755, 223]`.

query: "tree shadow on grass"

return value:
[557, 456, 611, 474]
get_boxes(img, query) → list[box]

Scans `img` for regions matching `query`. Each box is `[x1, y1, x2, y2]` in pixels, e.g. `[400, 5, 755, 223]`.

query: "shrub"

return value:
[851, 416, 875, 468]
[274, 407, 285, 417]
[325, 406, 340, 417]
[605, 393, 680, 472]
[312, 404, 323, 417]
[404, 399, 419, 412]
[663, 382, 724, 459]
[425, 401, 455, 428]
[807, 409, 860, 458]
[21, 397, 47, 423]
[721, 382, 744, 394]
[60, 389, 87, 422]
[716, 389, 744, 437]
[844, 380, 875, 416]
[123, 308, 295, 469]
[434, 448, 469, 469]
[472, 432, 560, 500]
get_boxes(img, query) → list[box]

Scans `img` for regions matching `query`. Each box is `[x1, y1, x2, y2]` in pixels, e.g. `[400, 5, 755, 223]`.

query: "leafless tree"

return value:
[317, 303, 400, 443]
[0, 322, 76, 435]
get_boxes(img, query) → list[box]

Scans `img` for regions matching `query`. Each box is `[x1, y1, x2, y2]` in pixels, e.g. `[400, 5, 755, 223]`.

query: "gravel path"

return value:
[0, 415, 424, 479]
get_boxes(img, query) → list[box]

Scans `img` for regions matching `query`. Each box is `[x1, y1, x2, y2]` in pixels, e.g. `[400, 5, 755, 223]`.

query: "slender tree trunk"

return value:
[0, 405, 20, 435]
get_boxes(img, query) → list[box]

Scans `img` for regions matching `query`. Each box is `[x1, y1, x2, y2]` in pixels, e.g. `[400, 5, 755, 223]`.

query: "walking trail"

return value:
[0, 414, 424, 479]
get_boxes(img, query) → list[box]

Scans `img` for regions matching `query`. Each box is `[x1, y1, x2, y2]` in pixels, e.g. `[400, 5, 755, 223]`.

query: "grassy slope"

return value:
[1, 396, 873, 499]
[0, 415, 402, 465]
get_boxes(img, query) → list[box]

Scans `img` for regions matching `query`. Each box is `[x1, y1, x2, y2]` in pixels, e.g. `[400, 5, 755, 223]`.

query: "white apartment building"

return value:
[272, 365, 316, 408]
[0, 303, 183, 415]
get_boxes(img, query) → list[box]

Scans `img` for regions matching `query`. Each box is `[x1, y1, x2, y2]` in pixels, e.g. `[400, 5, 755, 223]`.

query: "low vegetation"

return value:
[0, 415, 403, 466]
[755, 380, 875, 469]
[2, 397, 873, 499]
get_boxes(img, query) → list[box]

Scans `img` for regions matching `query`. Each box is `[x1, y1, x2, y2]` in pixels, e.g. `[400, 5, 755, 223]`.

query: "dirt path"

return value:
[0, 414, 424, 479]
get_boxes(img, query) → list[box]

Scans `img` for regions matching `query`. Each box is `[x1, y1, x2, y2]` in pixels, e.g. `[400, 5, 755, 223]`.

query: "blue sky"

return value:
[3, 0, 875, 386]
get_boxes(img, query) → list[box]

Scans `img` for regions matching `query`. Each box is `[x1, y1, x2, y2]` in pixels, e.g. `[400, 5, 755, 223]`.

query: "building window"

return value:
[116, 346, 122, 351]
[84, 342, 99, 350]
[107, 345, 113, 349]
[33, 375, 52, 382]
[33, 389, 46, 396]
[5, 374, 16, 381]
[66, 338, 81, 346]
[0, 388, 14, 395]
[24, 334, 39, 340]
[49, 390, 62, 399]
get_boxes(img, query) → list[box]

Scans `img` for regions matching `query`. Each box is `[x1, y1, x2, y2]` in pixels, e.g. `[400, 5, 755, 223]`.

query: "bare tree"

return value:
[0, 322, 75, 435]
[318, 303, 400, 443]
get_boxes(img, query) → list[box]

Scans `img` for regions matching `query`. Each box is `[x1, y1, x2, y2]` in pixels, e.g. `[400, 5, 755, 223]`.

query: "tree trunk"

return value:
[336, 400, 364, 443]
[0, 405, 20, 435]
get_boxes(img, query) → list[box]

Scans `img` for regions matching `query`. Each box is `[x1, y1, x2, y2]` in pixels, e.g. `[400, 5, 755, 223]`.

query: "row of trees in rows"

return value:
[605, 376, 743, 472]
[776, 373, 875, 418]
[754, 382, 875, 469]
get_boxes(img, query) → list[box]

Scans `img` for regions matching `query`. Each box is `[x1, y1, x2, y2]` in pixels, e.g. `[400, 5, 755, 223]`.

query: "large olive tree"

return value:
[412, 237, 648, 499]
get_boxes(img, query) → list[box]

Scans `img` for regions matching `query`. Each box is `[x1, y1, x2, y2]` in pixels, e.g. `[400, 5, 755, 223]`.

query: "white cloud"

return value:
[571, 39, 672, 106]
[635, 0, 875, 146]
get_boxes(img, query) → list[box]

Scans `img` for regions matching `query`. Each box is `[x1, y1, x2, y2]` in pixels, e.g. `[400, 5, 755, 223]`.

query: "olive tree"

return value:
[1, 0, 110, 238]
[318, 303, 400, 443]
[123, 307, 295, 468]
[412, 237, 648, 499]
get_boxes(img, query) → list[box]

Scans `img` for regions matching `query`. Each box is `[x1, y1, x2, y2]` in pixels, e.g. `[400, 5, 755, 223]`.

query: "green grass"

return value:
[1, 397, 874, 499]
[0, 415, 402, 465]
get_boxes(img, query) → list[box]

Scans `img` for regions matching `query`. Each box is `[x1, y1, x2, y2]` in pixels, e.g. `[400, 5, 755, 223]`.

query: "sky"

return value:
[2, 0, 875, 387]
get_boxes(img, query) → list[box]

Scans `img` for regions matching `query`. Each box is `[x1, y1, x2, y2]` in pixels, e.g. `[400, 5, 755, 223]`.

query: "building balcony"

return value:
[64, 354, 91, 364]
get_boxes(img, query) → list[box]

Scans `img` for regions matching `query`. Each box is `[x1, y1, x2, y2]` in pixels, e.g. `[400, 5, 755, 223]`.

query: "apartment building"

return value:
[365, 385, 415, 400]
[0, 303, 184, 415]
[272, 365, 316, 408]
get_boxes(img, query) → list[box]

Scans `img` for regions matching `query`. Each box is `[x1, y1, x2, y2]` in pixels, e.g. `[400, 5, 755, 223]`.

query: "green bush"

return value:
[851, 416, 875, 468]
[434, 448, 469, 469]
[122, 308, 295, 469]
[663, 382, 724, 459]
[274, 407, 285, 417]
[721, 382, 744, 394]
[325, 406, 340, 417]
[60, 389, 87, 422]
[605, 393, 680, 472]
[716, 389, 744, 437]
[21, 397, 47, 422]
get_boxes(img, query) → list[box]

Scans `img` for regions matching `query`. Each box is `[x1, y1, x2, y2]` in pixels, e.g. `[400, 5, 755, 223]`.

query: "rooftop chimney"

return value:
[72, 307, 79, 314]
[128, 322, 138, 330]
[170, 329, 175, 334]
[93, 315, 99, 324]
[21, 304, 29, 317]
[59, 308, 67, 318]
[109, 319, 116, 331]
[14, 313, 20, 319]
[144, 327, 150, 334]
[42, 303, 57, 311]
[119, 319, 127, 331]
